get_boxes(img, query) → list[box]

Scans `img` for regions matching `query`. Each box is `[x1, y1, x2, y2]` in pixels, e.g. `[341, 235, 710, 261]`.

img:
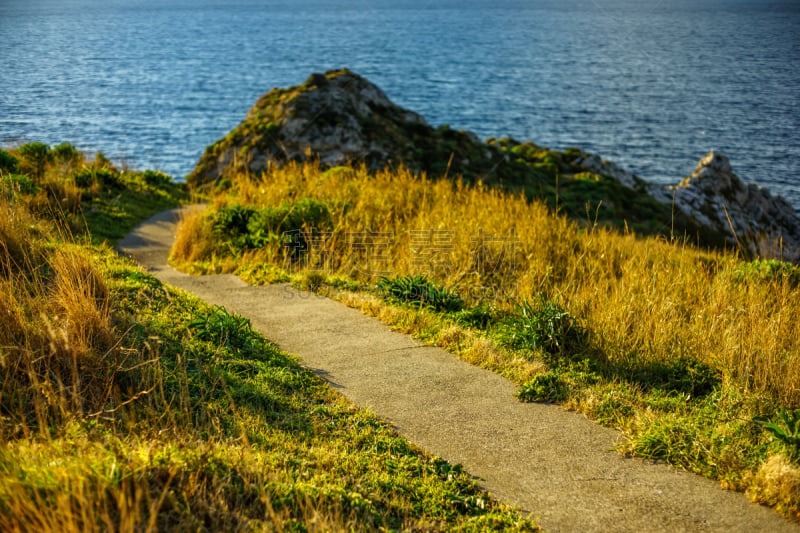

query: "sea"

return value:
[1, 0, 799, 208]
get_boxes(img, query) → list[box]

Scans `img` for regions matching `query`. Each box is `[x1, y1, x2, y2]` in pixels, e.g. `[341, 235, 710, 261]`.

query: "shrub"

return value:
[1, 174, 39, 196]
[248, 197, 331, 248]
[96, 167, 123, 189]
[51, 142, 82, 164]
[248, 198, 331, 233]
[73, 168, 95, 188]
[142, 169, 172, 187]
[212, 199, 332, 251]
[211, 204, 255, 251]
[92, 151, 115, 171]
[17, 142, 51, 179]
[0, 148, 19, 174]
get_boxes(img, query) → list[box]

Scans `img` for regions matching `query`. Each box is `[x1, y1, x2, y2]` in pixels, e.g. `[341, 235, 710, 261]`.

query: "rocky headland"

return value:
[188, 69, 800, 262]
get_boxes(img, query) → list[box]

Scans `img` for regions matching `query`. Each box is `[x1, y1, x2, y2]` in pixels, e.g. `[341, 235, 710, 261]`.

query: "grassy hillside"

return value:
[188, 69, 721, 251]
[0, 145, 536, 531]
[0, 142, 189, 244]
[171, 162, 800, 519]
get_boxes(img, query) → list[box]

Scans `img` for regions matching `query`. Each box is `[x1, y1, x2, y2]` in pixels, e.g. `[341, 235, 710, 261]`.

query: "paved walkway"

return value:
[118, 207, 798, 533]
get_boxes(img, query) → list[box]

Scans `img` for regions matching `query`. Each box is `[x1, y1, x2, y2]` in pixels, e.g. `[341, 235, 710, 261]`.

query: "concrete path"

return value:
[118, 207, 798, 533]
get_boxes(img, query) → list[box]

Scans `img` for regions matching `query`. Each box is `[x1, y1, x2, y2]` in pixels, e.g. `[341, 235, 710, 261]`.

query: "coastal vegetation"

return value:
[0, 144, 536, 531]
[187, 69, 737, 254]
[171, 161, 800, 519]
[0, 143, 188, 243]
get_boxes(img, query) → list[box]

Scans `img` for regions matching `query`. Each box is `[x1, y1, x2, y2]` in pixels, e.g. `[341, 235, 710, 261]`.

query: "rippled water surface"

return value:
[1, 0, 798, 207]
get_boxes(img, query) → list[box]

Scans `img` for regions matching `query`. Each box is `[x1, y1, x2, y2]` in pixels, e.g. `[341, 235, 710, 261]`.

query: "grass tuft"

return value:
[377, 274, 463, 312]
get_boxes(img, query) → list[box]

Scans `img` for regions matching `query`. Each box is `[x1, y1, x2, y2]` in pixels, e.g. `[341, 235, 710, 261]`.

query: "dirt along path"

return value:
[118, 207, 798, 533]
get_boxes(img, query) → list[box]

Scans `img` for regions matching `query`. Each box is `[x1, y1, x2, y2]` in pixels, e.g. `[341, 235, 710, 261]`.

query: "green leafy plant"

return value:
[188, 305, 255, 351]
[733, 259, 800, 287]
[500, 295, 584, 358]
[754, 409, 800, 461]
[517, 372, 567, 402]
[377, 274, 463, 312]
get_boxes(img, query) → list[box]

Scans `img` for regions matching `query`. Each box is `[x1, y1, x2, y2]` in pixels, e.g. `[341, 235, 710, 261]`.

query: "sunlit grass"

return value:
[173, 162, 800, 405]
[171, 161, 800, 518]
[0, 148, 537, 530]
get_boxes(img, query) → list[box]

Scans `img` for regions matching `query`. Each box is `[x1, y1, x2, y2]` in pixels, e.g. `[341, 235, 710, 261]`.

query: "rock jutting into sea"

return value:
[188, 68, 800, 262]
[668, 152, 800, 261]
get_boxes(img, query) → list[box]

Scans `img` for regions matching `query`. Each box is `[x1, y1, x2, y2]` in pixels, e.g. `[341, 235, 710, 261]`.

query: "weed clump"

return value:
[377, 274, 463, 312]
[517, 372, 568, 403]
[212, 198, 331, 252]
[499, 295, 585, 360]
[755, 409, 800, 463]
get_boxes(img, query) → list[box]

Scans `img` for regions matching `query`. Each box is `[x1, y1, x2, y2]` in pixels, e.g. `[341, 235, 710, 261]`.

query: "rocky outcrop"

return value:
[189, 68, 800, 262]
[571, 150, 800, 260]
[188, 69, 503, 186]
[662, 152, 800, 261]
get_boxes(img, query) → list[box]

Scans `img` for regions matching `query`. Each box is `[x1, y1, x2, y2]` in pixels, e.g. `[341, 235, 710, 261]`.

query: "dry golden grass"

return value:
[50, 248, 114, 357]
[0, 434, 373, 533]
[170, 206, 213, 264]
[174, 162, 800, 407]
[0, 199, 152, 439]
[747, 454, 800, 519]
[0, 199, 49, 273]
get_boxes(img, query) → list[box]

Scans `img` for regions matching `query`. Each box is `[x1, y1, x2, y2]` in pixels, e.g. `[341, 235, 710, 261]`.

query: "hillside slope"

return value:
[187, 69, 800, 261]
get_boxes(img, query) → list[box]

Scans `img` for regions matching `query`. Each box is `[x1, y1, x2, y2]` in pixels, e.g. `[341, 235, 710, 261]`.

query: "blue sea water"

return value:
[1, 0, 799, 208]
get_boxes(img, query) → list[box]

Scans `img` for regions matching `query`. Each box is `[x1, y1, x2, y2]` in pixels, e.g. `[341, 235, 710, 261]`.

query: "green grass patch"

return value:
[377, 274, 464, 312]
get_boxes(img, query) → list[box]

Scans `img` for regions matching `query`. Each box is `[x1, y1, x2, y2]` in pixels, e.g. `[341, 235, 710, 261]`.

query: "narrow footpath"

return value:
[118, 207, 798, 533]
